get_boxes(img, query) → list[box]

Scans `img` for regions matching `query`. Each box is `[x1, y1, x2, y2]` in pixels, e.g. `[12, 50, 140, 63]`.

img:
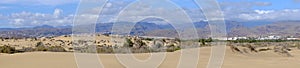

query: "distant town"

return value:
[214, 35, 300, 41]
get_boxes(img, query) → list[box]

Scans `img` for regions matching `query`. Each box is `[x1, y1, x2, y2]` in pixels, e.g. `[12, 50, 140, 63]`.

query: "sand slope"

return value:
[1, 47, 300, 68]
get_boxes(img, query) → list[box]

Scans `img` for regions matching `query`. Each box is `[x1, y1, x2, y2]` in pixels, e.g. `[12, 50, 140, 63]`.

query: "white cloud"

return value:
[220, 1, 272, 10]
[53, 8, 63, 18]
[97, 0, 206, 23]
[105, 2, 113, 8]
[97, 1, 299, 23]
[0, 0, 79, 6]
[230, 9, 300, 21]
[219, 1, 300, 21]
[5, 9, 74, 27]
[254, 10, 274, 14]
[238, 14, 261, 20]
[2, 0, 300, 28]
[283, 9, 300, 12]
[11, 19, 25, 26]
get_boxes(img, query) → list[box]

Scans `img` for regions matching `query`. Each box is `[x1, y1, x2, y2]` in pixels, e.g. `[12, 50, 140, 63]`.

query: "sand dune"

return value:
[1, 47, 300, 68]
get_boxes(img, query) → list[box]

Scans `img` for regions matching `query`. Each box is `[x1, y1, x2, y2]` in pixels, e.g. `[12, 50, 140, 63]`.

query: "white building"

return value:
[227, 37, 248, 40]
[257, 35, 281, 40]
[287, 38, 300, 40]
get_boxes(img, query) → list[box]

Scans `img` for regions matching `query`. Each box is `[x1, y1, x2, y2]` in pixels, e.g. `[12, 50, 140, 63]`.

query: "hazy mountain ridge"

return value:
[0, 21, 299, 38]
[253, 21, 300, 37]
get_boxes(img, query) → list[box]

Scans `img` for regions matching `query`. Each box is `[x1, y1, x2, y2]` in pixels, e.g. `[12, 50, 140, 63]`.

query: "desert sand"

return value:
[1, 47, 300, 68]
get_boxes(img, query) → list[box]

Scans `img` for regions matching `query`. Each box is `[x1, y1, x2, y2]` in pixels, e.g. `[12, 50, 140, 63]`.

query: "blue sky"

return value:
[0, 0, 300, 28]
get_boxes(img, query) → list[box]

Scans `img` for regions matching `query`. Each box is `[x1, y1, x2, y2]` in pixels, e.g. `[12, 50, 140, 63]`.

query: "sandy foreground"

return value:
[1, 47, 300, 68]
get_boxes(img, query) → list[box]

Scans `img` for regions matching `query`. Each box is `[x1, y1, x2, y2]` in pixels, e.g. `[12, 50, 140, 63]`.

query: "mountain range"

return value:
[0, 20, 299, 38]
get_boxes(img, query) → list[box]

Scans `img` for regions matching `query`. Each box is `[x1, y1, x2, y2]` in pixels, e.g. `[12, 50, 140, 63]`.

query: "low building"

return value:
[287, 38, 300, 40]
[227, 37, 248, 40]
[257, 35, 281, 40]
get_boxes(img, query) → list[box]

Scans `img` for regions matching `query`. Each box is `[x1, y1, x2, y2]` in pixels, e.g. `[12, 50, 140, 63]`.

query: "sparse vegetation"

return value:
[35, 42, 48, 51]
[143, 38, 154, 41]
[18, 47, 35, 52]
[123, 38, 134, 47]
[0, 45, 16, 54]
[199, 37, 213, 46]
[1, 34, 299, 56]
[166, 44, 181, 52]
[48, 46, 66, 52]
[174, 37, 181, 42]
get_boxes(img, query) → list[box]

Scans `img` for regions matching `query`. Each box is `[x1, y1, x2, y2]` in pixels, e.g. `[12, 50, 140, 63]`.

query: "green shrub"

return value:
[123, 38, 133, 47]
[35, 42, 48, 51]
[0, 45, 16, 54]
[48, 46, 66, 52]
[174, 47, 181, 51]
[18, 47, 35, 52]
[97, 47, 114, 53]
[166, 45, 181, 52]
[199, 39, 206, 45]
[144, 38, 154, 41]
[36, 46, 48, 51]
[175, 37, 181, 42]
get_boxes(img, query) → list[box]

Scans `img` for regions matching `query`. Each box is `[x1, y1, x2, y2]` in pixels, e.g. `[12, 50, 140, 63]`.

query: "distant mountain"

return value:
[0, 20, 300, 38]
[252, 21, 300, 37]
[130, 22, 173, 36]
[33, 25, 55, 29]
[193, 21, 209, 28]
[0, 28, 16, 31]
[241, 20, 273, 27]
[0, 25, 71, 38]
[227, 20, 300, 37]
[141, 20, 300, 38]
